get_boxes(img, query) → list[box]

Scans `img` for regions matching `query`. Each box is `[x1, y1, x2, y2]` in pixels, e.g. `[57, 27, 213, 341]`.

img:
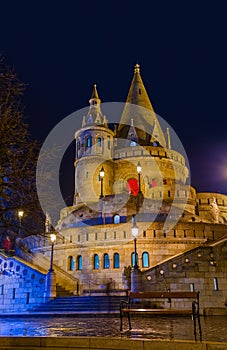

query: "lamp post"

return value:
[49, 233, 56, 272]
[137, 162, 142, 194]
[99, 166, 105, 198]
[131, 215, 139, 269]
[131, 215, 141, 292]
[18, 209, 24, 236]
[45, 231, 57, 301]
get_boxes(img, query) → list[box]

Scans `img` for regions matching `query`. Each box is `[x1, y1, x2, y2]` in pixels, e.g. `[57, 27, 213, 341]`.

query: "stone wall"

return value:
[0, 252, 46, 313]
[142, 238, 227, 315]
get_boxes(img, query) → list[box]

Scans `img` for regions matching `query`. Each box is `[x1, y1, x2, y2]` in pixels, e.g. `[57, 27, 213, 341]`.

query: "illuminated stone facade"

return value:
[8, 65, 227, 314]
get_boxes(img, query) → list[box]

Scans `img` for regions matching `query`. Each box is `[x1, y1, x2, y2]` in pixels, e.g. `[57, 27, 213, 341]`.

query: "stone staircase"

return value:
[32, 295, 127, 315]
[56, 284, 75, 296]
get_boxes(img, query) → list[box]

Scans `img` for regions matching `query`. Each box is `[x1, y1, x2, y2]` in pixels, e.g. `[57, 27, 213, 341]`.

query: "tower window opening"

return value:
[113, 214, 120, 224]
[113, 253, 120, 268]
[86, 136, 92, 148]
[153, 230, 156, 238]
[142, 252, 149, 268]
[130, 141, 137, 147]
[214, 277, 219, 291]
[77, 255, 82, 270]
[139, 88, 142, 95]
[103, 253, 110, 269]
[124, 231, 126, 238]
[12, 288, 16, 299]
[143, 230, 146, 237]
[190, 283, 195, 292]
[168, 190, 171, 197]
[97, 137, 102, 147]
[94, 254, 100, 269]
[68, 256, 75, 271]
[114, 231, 116, 239]
[95, 233, 98, 240]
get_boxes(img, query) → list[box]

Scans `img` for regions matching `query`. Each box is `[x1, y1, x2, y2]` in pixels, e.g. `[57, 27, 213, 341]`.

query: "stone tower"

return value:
[74, 85, 114, 208]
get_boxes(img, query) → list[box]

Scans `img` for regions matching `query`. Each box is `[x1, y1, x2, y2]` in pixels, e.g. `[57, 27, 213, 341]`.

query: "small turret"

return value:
[83, 84, 107, 127]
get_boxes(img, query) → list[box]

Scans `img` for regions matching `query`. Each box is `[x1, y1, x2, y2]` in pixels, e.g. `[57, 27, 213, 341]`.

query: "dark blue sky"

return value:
[1, 1, 227, 195]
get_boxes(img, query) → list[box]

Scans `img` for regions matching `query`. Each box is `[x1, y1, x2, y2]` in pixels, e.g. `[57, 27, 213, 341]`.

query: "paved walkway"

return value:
[0, 315, 227, 342]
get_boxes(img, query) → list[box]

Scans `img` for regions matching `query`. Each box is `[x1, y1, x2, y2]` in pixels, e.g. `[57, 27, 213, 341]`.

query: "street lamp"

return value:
[99, 166, 105, 198]
[131, 215, 139, 269]
[18, 209, 24, 235]
[49, 233, 56, 272]
[137, 162, 142, 194]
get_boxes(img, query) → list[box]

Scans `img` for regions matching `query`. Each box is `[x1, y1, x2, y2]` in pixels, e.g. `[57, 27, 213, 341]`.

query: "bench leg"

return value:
[192, 301, 197, 341]
[197, 313, 202, 341]
[128, 312, 132, 330]
[120, 311, 123, 332]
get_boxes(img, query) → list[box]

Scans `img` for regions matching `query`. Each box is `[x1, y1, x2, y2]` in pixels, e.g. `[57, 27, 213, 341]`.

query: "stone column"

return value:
[44, 270, 56, 301]
[131, 267, 142, 292]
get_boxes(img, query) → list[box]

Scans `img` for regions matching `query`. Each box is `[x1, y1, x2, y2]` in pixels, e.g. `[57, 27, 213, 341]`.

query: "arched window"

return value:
[68, 256, 74, 271]
[113, 253, 120, 268]
[86, 136, 92, 148]
[113, 214, 120, 224]
[97, 137, 102, 147]
[131, 252, 138, 267]
[77, 255, 82, 270]
[130, 141, 137, 147]
[142, 252, 149, 268]
[103, 253, 110, 269]
[94, 254, 99, 269]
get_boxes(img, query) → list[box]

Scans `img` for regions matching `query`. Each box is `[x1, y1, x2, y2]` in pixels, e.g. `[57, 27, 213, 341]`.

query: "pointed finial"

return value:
[91, 84, 99, 99]
[134, 63, 140, 73]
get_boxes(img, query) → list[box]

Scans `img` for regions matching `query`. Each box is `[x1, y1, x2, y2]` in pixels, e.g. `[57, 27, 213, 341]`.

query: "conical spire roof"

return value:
[91, 84, 100, 99]
[118, 64, 166, 147]
[82, 84, 107, 127]
[125, 64, 154, 112]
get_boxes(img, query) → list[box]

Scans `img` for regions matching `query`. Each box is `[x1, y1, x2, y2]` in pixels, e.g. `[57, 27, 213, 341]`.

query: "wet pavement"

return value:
[0, 315, 227, 342]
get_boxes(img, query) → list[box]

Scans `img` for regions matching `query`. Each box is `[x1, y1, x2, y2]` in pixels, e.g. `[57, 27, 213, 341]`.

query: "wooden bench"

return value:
[120, 291, 202, 341]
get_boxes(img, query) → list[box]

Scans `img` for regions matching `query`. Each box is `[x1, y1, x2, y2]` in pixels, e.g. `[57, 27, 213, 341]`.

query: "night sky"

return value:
[1, 1, 227, 197]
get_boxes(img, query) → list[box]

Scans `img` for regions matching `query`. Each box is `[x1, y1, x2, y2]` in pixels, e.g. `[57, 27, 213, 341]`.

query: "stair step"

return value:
[33, 296, 127, 313]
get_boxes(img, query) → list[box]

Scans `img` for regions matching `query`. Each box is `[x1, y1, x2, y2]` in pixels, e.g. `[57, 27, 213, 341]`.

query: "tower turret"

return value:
[118, 64, 166, 147]
[74, 85, 114, 205]
[82, 84, 108, 127]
